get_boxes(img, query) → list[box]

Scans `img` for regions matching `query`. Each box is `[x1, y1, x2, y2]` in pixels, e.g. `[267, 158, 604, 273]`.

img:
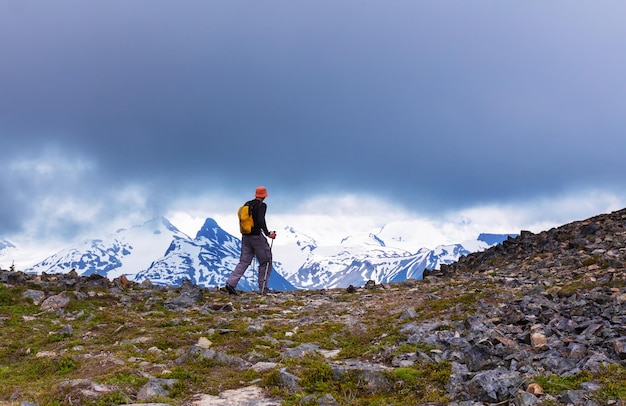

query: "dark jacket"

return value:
[246, 198, 270, 236]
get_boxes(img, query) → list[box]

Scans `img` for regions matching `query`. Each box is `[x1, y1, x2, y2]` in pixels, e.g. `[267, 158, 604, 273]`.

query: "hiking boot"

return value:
[225, 284, 239, 296]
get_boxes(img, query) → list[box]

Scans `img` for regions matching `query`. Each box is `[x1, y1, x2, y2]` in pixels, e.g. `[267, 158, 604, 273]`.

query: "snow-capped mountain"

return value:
[282, 231, 515, 289]
[284, 232, 417, 288]
[134, 218, 296, 291]
[26, 217, 189, 279]
[21, 215, 515, 292]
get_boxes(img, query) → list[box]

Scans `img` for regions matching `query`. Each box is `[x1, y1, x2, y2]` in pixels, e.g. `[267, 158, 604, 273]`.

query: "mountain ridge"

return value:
[9, 217, 514, 291]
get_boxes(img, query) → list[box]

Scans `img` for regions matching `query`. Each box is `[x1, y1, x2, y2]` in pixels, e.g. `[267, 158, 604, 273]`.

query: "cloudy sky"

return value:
[2, 2, 626, 265]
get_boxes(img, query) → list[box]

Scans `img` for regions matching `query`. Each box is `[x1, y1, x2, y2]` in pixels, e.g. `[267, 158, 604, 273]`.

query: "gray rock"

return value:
[317, 393, 339, 405]
[464, 344, 499, 372]
[59, 324, 74, 336]
[164, 279, 204, 310]
[514, 390, 539, 406]
[282, 343, 321, 359]
[446, 361, 470, 398]
[398, 307, 417, 320]
[22, 289, 46, 305]
[175, 345, 249, 368]
[611, 337, 626, 360]
[559, 389, 586, 405]
[329, 360, 391, 392]
[276, 367, 301, 392]
[391, 352, 418, 367]
[41, 292, 70, 312]
[466, 368, 523, 403]
[137, 378, 178, 401]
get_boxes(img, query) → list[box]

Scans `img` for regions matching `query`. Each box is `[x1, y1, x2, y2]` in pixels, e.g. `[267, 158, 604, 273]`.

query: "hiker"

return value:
[225, 186, 277, 294]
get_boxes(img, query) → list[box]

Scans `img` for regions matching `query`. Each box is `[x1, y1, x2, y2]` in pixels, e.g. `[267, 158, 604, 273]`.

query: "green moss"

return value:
[386, 361, 451, 403]
[414, 292, 483, 321]
[581, 256, 600, 267]
[591, 364, 626, 403]
[535, 370, 593, 394]
[299, 357, 335, 392]
[103, 371, 148, 386]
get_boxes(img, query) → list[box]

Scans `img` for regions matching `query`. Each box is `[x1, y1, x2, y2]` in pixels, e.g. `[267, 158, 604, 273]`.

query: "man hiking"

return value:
[225, 186, 276, 294]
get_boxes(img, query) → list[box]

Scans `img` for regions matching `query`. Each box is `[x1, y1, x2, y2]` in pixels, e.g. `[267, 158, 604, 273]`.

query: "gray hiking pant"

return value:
[227, 234, 273, 292]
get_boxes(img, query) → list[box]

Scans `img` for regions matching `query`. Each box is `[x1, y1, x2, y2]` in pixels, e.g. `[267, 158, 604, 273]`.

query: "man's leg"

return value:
[226, 236, 254, 288]
[252, 235, 273, 292]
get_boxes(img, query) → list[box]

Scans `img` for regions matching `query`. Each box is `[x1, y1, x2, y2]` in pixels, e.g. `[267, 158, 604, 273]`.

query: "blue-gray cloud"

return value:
[2, 1, 626, 236]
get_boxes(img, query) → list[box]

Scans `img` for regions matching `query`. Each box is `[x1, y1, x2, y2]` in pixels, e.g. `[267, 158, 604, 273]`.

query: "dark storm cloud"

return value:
[2, 1, 626, 235]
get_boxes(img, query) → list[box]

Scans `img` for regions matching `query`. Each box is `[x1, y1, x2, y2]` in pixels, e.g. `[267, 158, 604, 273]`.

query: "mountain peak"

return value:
[195, 218, 224, 240]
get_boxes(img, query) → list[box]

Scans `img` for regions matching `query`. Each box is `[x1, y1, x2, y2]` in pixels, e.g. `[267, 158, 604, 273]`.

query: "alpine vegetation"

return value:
[0, 208, 625, 404]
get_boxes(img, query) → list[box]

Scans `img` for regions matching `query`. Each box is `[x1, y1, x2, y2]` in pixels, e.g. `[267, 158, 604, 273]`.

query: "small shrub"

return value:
[57, 356, 77, 375]
[299, 357, 335, 393]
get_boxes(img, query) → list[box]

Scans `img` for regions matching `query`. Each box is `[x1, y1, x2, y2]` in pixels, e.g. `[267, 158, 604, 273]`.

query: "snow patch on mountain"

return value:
[283, 229, 515, 289]
[25, 217, 188, 279]
[271, 226, 317, 277]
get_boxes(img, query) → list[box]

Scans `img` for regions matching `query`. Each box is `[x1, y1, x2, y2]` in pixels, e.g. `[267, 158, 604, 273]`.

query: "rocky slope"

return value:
[0, 208, 625, 405]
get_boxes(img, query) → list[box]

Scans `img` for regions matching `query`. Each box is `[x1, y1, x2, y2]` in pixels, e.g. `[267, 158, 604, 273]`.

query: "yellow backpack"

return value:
[238, 202, 255, 234]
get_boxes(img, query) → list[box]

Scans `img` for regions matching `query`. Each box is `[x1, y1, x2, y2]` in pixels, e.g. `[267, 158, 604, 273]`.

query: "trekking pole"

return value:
[254, 256, 258, 289]
[260, 236, 274, 293]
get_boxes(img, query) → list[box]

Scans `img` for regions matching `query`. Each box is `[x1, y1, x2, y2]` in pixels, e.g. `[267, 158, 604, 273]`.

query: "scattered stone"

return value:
[318, 349, 341, 359]
[282, 343, 321, 359]
[59, 324, 74, 336]
[526, 382, 543, 396]
[514, 390, 539, 406]
[137, 378, 178, 401]
[41, 292, 70, 312]
[187, 385, 281, 405]
[197, 337, 212, 349]
[466, 368, 523, 403]
[206, 302, 234, 312]
[530, 331, 547, 349]
[317, 393, 339, 405]
[164, 279, 204, 310]
[58, 379, 115, 398]
[114, 274, 130, 288]
[22, 289, 46, 305]
[35, 351, 56, 358]
[2, 207, 626, 405]
[398, 307, 417, 320]
[251, 362, 279, 372]
[559, 389, 586, 405]
[274, 368, 301, 392]
[329, 360, 392, 392]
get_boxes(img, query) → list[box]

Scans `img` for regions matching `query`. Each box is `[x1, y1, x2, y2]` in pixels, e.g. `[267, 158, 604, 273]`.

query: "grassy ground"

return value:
[0, 277, 625, 405]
